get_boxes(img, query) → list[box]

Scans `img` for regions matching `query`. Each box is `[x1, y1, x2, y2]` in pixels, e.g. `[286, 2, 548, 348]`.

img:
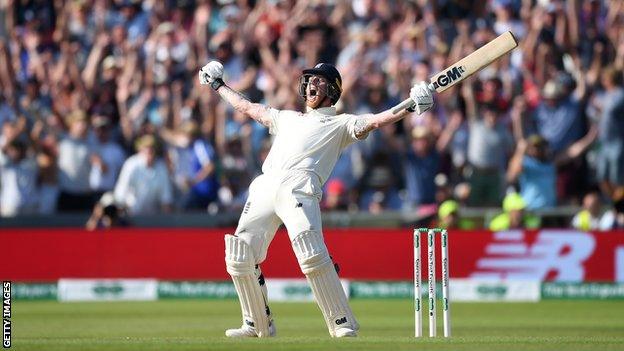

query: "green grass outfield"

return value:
[11, 299, 624, 351]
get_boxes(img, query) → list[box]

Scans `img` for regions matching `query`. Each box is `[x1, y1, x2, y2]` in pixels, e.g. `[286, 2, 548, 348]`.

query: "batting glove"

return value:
[199, 61, 225, 90]
[409, 82, 434, 114]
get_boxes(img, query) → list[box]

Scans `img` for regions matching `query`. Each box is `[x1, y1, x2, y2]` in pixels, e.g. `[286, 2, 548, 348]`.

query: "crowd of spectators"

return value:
[0, 0, 622, 228]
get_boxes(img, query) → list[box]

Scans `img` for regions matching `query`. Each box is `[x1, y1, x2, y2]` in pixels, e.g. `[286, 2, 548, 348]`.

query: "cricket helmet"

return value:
[298, 63, 343, 105]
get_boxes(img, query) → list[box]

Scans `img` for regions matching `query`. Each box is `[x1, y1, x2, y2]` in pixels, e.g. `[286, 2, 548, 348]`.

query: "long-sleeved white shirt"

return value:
[262, 106, 365, 185]
[114, 154, 173, 215]
[0, 153, 38, 217]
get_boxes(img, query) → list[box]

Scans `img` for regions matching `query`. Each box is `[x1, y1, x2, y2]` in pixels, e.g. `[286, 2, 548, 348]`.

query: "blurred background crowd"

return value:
[0, 0, 623, 230]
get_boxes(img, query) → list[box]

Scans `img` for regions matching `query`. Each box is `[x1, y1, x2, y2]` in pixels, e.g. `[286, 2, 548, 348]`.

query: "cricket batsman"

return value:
[199, 61, 434, 338]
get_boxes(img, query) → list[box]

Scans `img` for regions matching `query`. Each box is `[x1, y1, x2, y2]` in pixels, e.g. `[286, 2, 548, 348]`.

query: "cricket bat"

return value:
[393, 31, 518, 114]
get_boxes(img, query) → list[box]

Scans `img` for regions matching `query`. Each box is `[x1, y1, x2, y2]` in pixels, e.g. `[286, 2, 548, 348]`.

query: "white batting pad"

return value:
[291, 231, 359, 336]
[225, 235, 271, 337]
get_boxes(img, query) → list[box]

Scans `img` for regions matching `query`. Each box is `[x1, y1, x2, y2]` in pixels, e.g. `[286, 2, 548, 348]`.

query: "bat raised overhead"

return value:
[393, 31, 518, 114]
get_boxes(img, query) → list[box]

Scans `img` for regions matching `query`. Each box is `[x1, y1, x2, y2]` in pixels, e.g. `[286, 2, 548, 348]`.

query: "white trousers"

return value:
[234, 170, 323, 263]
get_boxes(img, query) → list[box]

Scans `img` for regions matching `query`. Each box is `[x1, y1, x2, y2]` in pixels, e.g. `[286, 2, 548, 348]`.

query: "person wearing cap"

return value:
[511, 97, 598, 209]
[438, 199, 459, 229]
[533, 79, 585, 154]
[489, 192, 541, 231]
[199, 60, 434, 338]
[436, 199, 475, 230]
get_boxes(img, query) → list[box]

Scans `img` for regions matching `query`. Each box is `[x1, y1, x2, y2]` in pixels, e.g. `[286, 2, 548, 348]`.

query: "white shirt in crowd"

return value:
[89, 140, 126, 192]
[114, 153, 173, 215]
[0, 152, 38, 217]
[58, 135, 94, 194]
[263, 106, 364, 184]
[572, 210, 621, 231]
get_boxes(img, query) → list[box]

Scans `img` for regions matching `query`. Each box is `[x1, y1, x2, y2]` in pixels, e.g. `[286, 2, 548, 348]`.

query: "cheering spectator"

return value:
[462, 83, 514, 206]
[89, 114, 126, 196]
[403, 126, 440, 209]
[507, 135, 556, 209]
[182, 121, 219, 210]
[596, 67, 624, 196]
[29, 117, 60, 215]
[57, 110, 97, 211]
[507, 127, 598, 209]
[114, 135, 172, 215]
[531, 78, 588, 202]
[163, 120, 219, 210]
[436, 109, 469, 181]
[0, 140, 38, 216]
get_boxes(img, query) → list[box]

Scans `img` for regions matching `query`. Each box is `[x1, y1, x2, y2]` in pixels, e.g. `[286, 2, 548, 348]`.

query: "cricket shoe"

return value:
[225, 320, 276, 338]
[334, 327, 358, 337]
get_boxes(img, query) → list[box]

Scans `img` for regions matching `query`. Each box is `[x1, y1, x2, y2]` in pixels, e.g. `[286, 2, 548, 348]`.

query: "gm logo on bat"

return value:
[432, 66, 466, 89]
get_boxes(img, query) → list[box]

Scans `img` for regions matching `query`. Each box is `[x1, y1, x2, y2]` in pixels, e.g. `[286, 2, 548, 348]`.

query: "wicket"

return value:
[414, 228, 451, 338]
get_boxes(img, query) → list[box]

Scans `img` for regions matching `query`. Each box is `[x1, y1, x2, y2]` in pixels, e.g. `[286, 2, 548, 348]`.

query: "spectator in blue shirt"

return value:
[183, 121, 219, 210]
[507, 134, 556, 209]
[533, 80, 584, 154]
[403, 126, 439, 208]
[532, 77, 589, 203]
[596, 67, 624, 196]
[118, 0, 150, 45]
[511, 99, 598, 208]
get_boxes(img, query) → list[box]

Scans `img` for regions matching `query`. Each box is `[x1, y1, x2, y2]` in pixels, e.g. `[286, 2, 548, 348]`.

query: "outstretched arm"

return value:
[353, 82, 434, 139]
[353, 106, 411, 139]
[199, 61, 273, 128]
[215, 84, 273, 128]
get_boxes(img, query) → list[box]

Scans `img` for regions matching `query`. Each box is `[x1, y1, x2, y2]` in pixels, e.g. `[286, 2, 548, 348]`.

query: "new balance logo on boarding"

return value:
[471, 230, 595, 281]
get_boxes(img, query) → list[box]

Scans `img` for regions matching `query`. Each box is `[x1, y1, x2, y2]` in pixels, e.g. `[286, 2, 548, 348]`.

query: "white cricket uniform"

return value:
[235, 106, 366, 262]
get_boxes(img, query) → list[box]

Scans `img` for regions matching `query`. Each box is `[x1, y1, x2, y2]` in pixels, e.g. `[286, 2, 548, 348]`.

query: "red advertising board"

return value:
[2, 228, 623, 282]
